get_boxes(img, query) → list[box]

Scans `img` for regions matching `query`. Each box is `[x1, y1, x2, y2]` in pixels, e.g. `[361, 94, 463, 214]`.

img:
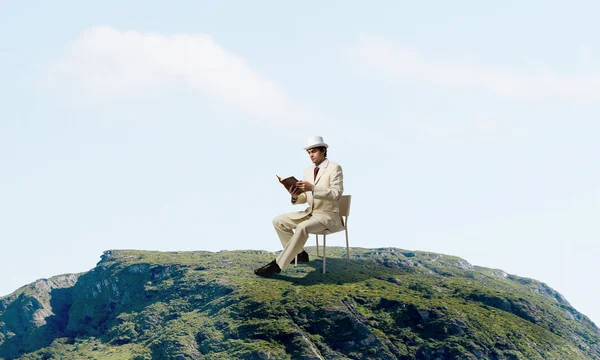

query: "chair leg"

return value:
[323, 235, 327, 274]
[294, 255, 297, 267]
[345, 228, 350, 262]
[316, 234, 319, 256]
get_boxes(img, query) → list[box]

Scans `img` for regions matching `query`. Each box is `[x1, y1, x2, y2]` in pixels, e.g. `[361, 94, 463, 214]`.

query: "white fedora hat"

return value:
[303, 136, 329, 150]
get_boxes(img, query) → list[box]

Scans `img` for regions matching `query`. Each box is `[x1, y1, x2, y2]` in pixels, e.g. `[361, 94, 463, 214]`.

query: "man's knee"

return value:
[273, 214, 290, 228]
[272, 215, 283, 228]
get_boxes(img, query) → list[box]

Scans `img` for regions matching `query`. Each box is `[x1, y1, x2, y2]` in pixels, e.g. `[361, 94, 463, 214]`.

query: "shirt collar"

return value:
[314, 159, 327, 169]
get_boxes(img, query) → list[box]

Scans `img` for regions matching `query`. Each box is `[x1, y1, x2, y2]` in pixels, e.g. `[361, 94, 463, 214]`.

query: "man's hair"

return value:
[314, 146, 327, 158]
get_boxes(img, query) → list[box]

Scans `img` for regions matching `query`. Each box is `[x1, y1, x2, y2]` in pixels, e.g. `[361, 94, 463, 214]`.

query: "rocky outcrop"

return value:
[0, 274, 78, 356]
[0, 248, 599, 359]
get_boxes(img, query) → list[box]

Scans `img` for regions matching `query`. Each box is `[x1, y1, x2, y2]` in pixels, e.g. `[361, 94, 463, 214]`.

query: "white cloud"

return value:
[354, 35, 600, 102]
[48, 26, 316, 124]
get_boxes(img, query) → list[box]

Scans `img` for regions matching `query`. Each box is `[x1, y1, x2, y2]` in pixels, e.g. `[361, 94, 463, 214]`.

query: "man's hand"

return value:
[295, 181, 314, 193]
[288, 185, 303, 199]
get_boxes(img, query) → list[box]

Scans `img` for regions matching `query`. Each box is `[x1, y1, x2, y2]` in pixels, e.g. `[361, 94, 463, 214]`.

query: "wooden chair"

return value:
[295, 195, 352, 273]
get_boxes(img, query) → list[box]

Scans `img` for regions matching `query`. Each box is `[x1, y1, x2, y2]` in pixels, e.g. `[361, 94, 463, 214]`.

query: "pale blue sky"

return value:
[1, 1, 599, 325]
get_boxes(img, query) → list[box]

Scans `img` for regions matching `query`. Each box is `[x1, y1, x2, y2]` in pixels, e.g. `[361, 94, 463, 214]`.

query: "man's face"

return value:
[307, 148, 325, 165]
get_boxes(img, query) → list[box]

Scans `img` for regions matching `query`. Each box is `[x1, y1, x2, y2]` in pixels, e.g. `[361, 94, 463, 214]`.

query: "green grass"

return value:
[1, 247, 598, 359]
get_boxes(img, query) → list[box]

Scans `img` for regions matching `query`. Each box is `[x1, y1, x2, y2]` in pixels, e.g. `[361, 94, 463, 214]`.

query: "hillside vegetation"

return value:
[1, 247, 599, 359]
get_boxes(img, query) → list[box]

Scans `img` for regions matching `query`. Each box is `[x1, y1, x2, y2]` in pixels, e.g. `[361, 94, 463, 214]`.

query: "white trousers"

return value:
[273, 212, 327, 270]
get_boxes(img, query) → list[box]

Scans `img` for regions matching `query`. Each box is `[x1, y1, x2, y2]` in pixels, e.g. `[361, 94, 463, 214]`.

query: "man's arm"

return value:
[292, 192, 307, 205]
[290, 185, 307, 204]
[313, 164, 343, 202]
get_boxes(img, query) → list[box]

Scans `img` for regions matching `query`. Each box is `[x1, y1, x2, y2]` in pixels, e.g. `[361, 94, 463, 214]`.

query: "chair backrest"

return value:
[339, 195, 351, 217]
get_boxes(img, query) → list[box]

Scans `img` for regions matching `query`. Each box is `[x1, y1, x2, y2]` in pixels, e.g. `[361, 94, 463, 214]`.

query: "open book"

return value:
[276, 175, 299, 191]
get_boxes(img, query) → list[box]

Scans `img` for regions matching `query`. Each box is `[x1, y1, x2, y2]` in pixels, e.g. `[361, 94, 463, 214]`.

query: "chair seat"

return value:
[312, 229, 335, 235]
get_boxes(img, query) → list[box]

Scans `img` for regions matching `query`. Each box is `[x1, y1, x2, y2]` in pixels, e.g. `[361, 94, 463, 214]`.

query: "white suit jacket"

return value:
[289, 159, 344, 232]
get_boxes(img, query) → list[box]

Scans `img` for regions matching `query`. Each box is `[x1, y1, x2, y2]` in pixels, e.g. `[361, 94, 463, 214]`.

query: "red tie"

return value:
[314, 167, 319, 181]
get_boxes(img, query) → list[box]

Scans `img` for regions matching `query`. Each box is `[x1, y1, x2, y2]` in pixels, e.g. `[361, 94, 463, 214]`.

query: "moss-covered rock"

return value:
[0, 247, 599, 359]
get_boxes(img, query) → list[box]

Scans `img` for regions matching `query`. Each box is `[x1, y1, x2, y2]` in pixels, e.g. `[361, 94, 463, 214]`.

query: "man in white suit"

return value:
[254, 136, 344, 276]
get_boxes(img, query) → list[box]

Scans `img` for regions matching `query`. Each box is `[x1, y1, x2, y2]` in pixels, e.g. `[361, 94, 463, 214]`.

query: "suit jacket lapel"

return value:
[314, 159, 329, 185]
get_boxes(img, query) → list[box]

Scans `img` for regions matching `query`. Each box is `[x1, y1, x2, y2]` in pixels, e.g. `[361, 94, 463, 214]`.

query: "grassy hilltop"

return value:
[0, 247, 599, 359]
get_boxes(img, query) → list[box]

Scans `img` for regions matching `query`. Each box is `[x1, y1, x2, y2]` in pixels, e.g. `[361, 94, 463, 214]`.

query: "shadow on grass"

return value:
[270, 256, 385, 286]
